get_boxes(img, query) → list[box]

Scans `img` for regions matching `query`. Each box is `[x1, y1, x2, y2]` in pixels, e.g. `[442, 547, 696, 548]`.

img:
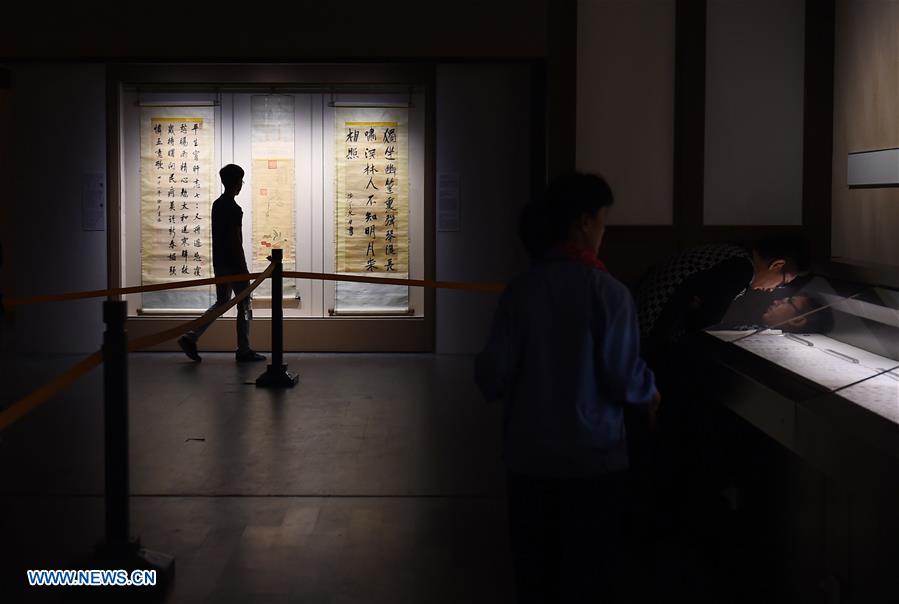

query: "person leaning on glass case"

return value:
[475, 172, 660, 604]
[634, 235, 811, 362]
[637, 239, 811, 560]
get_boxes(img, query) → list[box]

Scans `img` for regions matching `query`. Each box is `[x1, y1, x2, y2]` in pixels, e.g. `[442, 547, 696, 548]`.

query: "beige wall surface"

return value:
[832, 0, 899, 267]
[575, 0, 675, 225]
[704, 0, 805, 226]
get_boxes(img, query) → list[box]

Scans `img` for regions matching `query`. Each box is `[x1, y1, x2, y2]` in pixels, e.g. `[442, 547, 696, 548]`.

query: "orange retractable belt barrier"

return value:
[3, 273, 263, 308]
[3, 271, 504, 308]
[0, 352, 103, 432]
[0, 263, 504, 432]
[0, 264, 275, 432]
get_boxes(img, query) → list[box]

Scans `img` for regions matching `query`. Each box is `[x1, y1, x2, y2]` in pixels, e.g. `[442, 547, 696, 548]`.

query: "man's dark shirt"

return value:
[635, 243, 753, 348]
[211, 195, 247, 276]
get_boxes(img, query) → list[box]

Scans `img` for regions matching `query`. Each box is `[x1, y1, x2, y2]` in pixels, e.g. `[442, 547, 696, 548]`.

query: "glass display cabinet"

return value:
[696, 260, 899, 474]
[107, 64, 436, 352]
[705, 265, 899, 426]
[695, 261, 899, 601]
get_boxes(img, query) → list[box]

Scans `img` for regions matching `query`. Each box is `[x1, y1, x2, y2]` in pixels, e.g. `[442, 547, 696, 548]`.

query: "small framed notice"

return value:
[438, 173, 461, 232]
[82, 173, 106, 231]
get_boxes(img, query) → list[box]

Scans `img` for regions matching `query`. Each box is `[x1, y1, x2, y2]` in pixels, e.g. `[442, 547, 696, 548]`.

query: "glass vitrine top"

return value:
[706, 268, 899, 421]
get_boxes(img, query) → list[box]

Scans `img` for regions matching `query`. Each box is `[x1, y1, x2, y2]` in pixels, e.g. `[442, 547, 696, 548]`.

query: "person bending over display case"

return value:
[634, 235, 811, 361]
[476, 172, 659, 604]
[631, 237, 812, 478]
[631, 237, 807, 595]
[177, 164, 266, 363]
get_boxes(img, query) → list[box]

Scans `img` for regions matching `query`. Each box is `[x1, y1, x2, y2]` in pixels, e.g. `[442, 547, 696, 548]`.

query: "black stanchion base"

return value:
[56, 540, 176, 601]
[255, 364, 299, 388]
[95, 540, 175, 585]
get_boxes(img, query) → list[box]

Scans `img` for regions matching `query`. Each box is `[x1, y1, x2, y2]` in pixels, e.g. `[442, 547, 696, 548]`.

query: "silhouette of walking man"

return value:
[178, 164, 265, 363]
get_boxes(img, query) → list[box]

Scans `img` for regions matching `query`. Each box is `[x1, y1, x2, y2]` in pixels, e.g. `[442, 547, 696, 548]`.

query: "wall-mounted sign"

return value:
[848, 148, 899, 188]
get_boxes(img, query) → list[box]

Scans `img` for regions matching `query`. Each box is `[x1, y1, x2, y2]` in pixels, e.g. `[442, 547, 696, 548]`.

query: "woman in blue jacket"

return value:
[476, 173, 659, 603]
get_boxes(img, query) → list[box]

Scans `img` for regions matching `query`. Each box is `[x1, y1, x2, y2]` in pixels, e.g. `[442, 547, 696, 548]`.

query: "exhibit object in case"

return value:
[333, 106, 410, 313]
[139, 107, 216, 303]
[251, 95, 297, 299]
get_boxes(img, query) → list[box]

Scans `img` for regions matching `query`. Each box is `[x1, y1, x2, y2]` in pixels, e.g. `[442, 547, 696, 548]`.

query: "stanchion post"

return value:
[256, 249, 298, 388]
[272, 248, 284, 370]
[98, 300, 175, 593]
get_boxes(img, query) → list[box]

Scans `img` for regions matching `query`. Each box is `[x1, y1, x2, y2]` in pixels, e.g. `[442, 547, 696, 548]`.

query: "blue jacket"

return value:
[475, 256, 656, 477]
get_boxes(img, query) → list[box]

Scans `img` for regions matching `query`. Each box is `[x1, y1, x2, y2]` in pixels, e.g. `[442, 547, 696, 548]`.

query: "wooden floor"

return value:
[0, 352, 513, 603]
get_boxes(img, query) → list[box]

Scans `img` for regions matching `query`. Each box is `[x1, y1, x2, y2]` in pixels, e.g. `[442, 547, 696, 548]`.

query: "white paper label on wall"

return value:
[438, 173, 461, 232]
[82, 173, 105, 231]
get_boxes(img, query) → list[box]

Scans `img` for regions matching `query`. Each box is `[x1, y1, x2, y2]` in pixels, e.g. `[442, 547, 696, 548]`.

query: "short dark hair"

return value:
[519, 172, 614, 259]
[784, 294, 834, 334]
[219, 164, 244, 188]
[753, 235, 810, 276]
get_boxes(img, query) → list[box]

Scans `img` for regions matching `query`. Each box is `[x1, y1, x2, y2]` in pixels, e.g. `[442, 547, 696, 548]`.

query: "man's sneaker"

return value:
[236, 350, 266, 362]
[178, 336, 202, 362]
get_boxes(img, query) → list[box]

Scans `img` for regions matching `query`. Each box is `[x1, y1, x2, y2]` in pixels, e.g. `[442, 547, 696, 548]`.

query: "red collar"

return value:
[553, 242, 609, 272]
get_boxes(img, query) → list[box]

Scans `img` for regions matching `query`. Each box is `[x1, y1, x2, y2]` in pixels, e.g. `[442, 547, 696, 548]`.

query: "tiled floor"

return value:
[1, 353, 514, 603]
[1, 348, 822, 603]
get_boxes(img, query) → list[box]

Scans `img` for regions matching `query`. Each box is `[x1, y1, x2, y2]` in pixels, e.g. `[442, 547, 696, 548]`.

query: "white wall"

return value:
[575, 0, 676, 226]
[10, 65, 108, 354]
[704, 0, 805, 226]
[435, 64, 532, 354]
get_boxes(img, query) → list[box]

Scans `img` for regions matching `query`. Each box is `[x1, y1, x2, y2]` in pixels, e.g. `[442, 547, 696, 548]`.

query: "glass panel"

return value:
[829, 367, 899, 423]
[124, 89, 424, 317]
[706, 274, 899, 393]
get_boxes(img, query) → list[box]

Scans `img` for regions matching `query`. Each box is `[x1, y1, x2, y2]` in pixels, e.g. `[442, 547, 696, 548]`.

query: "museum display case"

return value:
[693, 260, 899, 482]
[119, 90, 425, 316]
[705, 266, 899, 425]
[107, 64, 435, 351]
[696, 261, 899, 600]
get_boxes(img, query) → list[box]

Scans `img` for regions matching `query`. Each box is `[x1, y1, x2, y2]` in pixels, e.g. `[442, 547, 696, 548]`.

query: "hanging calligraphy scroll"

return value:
[335, 108, 409, 274]
[140, 107, 215, 308]
[334, 107, 409, 312]
[251, 96, 296, 298]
